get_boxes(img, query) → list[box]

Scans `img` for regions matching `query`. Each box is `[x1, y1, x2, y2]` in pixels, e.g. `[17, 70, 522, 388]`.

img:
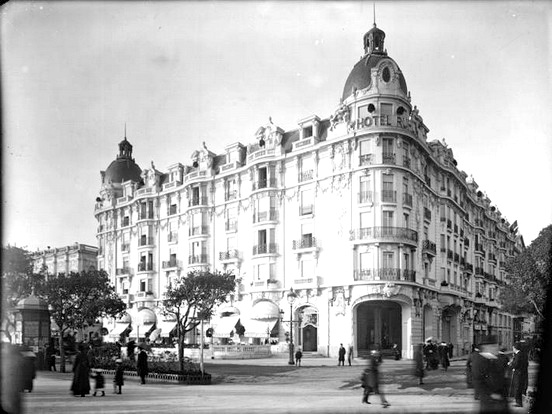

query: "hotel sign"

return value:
[349, 114, 417, 133]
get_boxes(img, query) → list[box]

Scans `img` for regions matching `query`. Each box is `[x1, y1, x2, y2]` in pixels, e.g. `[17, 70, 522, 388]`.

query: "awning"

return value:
[251, 300, 280, 319]
[109, 323, 130, 337]
[158, 320, 178, 337]
[212, 315, 239, 338]
[137, 308, 157, 325]
[240, 318, 278, 338]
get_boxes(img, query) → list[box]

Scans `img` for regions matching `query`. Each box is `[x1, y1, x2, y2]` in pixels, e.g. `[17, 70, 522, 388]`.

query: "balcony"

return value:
[403, 193, 413, 207]
[247, 147, 276, 162]
[474, 218, 484, 228]
[184, 170, 208, 183]
[299, 170, 314, 182]
[117, 195, 133, 204]
[188, 254, 209, 265]
[225, 219, 238, 232]
[353, 268, 416, 282]
[188, 196, 208, 207]
[403, 157, 411, 169]
[292, 236, 318, 250]
[189, 225, 209, 237]
[163, 180, 181, 190]
[475, 244, 485, 255]
[293, 276, 322, 287]
[349, 226, 418, 245]
[252, 243, 278, 256]
[137, 263, 153, 272]
[359, 154, 374, 166]
[358, 191, 373, 204]
[382, 153, 396, 165]
[447, 250, 453, 260]
[299, 205, 314, 216]
[138, 237, 154, 247]
[381, 190, 397, 203]
[219, 249, 239, 262]
[135, 187, 153, 197]
[220, 161, 240, 173]
[424, 208, 431, 221]
[116, 267, 132, 276]
[422, 240, 436, 256]
[167, 232, 178, 243]
[253, 209, 278, 223]
[162, 259, 181, 269]
[252, 178, 277, 191]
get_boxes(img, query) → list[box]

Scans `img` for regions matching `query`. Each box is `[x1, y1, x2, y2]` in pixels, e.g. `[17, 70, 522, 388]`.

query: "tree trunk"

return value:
[59, 335, 66, 373]
[178, 335, 185, 373]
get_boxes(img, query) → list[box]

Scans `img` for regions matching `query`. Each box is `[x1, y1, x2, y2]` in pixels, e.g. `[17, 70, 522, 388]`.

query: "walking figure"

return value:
[337, 344, 346, 366]
[347, 344, 354, 366]
[137, 345, 149, 384]
[360, 350, 390, 408]
[90, 369, 105, 396]
[509, 342, 528, 407]
[295, 348, 302, 366]
[413, 343, 425, 385]
[113, 359, 124, 394]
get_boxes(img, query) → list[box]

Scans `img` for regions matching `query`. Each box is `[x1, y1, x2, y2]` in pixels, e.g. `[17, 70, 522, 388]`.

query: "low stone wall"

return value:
[212, 344, 271, 359]
[99, 369, 211, 385]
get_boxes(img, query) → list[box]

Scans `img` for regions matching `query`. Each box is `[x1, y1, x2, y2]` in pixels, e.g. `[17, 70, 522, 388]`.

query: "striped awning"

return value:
[240, 318, 278, 338]
[212, 316, 239, 338]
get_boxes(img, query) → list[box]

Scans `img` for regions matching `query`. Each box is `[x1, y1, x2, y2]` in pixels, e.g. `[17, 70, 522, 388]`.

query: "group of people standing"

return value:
[70, 341, 149, 397]
[467, 339, 529, 411]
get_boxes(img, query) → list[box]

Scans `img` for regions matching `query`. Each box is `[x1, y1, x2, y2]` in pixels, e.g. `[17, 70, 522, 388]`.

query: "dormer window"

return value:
[303, 125, 313, 138]
[382, 66, 391, 82]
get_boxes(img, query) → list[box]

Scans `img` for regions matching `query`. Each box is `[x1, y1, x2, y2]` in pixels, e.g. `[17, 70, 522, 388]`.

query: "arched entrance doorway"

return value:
[356, 301, 401, 356]
[298, 306, 318, 352]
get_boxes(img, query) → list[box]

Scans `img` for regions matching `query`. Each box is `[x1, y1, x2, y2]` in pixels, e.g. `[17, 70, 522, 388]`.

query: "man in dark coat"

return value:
[423, 339, 438, 370]
[360, 351, 390, 408]
[438, 342, 450, 371]
[509, 342, 528, 407]
[70, 343, 91, 397]
[466, 344, 478, 394]
[337, 343, 346, 366]
[136, 346, 149, 384]
[472, 336, 509, 413]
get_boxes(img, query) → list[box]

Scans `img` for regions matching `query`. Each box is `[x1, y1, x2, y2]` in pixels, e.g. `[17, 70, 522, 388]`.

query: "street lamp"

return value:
[287, 288, 298, 365]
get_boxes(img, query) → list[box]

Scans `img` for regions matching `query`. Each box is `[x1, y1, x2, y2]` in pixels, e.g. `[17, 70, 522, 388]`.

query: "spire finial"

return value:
[373, 2, 376, 27]
[124, 122, 127, 140]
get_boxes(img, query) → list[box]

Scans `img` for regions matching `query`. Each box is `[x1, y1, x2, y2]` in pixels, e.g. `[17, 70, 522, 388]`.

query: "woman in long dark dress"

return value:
[70, 343, 91, 397]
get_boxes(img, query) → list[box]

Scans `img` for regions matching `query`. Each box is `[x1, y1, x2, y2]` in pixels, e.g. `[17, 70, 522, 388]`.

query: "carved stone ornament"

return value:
[382, 282, 401, 298]
[329, 103, 351, 131]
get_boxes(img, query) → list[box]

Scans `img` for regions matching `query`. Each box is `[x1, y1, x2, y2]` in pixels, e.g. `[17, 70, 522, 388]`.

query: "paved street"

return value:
[21, 358, 537, 413]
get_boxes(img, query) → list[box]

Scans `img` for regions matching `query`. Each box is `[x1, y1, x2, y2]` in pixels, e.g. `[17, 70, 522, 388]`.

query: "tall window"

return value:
[402, 143, 410, 168]
[225, 178, 237, 200]
[300, 189, 314, 215]
[300, 155, 314, 182]
[382, 173, 395, 202]
[359, 175, 372, 203]
[300, 259, 315, 279]
[360, 251, 371, 271]
[301, 222, 313, 247]
[383, 251, 394, 269]
[359, 140, 372, 166]
[382, 138, 394, 164]
[382, 211, 394, 227]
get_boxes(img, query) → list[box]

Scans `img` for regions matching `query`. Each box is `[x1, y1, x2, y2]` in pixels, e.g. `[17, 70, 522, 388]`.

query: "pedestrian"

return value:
[46, 344, 57, 371]
[90, 368, 105, 396]
[20, 347, 37, 393]
[70, 343, 91, 397]
[497, 347, 510, 400]
[472, 335, 509, 413]
[338, 343, 346, 366]
[295, 348, 303, 366]
[115, 339, 122, 358]
[509, 342, 528, 408]
[448, 342, 454, 359]
[360, 350, 390, 408]
[413, 343, 425, 385]
[136, 345, 149, 384]
[113, 359, 124, 394]
[392, 343, 401, 360]
[466, 344, 479, 398]
[439, 341, 450, 371]
[423, 338, 438, 370]
[347, 344, 354, 366]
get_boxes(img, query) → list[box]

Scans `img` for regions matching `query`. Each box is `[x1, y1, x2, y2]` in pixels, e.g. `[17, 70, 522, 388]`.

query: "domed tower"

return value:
[342, 22, 409, 104]
[102, 137, 143, 187]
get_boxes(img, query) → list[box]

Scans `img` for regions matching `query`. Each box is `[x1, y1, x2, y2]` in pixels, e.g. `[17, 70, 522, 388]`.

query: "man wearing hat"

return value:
[509, 342, 528, 407]
[471, 335, 509, 413]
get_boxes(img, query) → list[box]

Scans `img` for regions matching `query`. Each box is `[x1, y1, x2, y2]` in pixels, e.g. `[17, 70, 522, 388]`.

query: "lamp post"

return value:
[287, 288, 298, 365]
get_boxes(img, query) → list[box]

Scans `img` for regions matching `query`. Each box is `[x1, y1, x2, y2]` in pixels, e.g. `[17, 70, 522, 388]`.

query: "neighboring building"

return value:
[94, 22, 524, 358]
[32, 243, 98, 276]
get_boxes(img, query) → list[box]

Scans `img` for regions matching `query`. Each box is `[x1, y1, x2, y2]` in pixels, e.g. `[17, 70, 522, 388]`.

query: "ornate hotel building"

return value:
[94, 23, 524, 358]
[32, 243, 98, 276]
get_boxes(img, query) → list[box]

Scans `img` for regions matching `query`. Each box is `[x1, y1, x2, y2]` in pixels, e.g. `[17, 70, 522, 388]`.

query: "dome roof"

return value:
[103, 137, 142, 184]
[104, 158, 142, 184]
[16, 294, 48, 310]
[342, 54, 408, 101]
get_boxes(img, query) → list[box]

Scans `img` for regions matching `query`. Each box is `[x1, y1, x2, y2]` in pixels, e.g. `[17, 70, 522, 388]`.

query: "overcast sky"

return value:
[2, 1, 551, 251]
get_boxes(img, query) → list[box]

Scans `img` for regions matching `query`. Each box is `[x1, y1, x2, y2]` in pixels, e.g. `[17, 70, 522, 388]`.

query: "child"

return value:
[113, 359, 124, 394]
[295, 348, 303, 366]
[90, 369, 105, 396]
